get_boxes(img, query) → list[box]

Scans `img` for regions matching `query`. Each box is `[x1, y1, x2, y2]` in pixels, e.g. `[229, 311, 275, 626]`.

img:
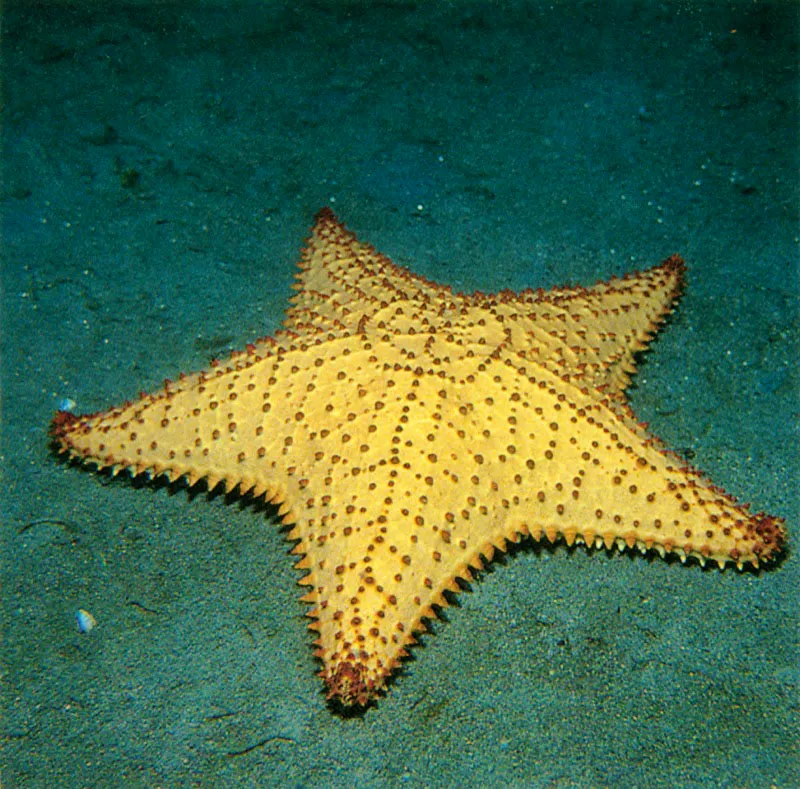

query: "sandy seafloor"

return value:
[1, 2, 798, 787]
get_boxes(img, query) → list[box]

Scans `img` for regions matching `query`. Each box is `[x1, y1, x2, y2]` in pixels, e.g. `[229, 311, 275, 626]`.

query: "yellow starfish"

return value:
[51, 208, 786, 708]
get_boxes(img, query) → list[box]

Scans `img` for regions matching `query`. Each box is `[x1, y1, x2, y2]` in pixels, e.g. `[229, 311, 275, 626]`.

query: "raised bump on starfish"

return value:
[51, 208, 786, 708]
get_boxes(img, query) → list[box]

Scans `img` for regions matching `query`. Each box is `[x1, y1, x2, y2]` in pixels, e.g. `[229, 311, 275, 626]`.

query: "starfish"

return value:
[51, 208, 786, 708]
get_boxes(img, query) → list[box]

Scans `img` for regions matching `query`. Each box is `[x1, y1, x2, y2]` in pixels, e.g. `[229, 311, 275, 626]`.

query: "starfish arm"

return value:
[495, 255, 686, 397]
[284, 207, 454, 337]
[49, 332, 365, 511]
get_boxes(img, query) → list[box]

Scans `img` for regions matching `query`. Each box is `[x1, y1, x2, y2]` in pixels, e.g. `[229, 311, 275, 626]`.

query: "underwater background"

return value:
[2, 2, 797, 786]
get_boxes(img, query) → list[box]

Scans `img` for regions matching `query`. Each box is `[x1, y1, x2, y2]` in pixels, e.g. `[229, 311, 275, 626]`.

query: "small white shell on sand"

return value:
[76, 609, 97, 634]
